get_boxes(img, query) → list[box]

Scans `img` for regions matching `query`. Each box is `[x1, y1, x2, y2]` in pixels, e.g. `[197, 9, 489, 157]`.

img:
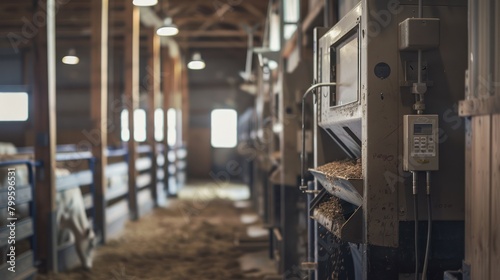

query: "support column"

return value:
[90, 0, 109, 242]
[162, 48, 172, 195]
[124, 1, 140, 220]
[181, 65, 189, 145]
[33, 0, 57, 272]
[147, 28, 160, 205]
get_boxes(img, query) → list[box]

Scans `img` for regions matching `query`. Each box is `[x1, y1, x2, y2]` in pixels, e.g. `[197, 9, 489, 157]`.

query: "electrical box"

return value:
[403, 115, 439, 171]
[399, 18, 440, 50]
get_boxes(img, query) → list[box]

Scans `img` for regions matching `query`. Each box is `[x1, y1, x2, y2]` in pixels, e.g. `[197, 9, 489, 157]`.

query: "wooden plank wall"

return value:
[463, 2, 500, 279]
[470, 116, 491, 279]
[467, 113, 500, 280]
[491, 114, 500, 278]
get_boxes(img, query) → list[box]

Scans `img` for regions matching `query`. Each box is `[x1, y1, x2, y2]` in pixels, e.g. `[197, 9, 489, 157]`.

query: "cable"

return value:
[422, 171, 432, 280]
[418, 0, 423, 17]
[299, 82, 336, 191]
[415, 0, 426, 115]
[412, 171, 419, 280]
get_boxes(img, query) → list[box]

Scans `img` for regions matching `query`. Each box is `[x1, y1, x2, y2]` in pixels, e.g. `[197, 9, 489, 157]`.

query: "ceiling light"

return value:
[62, 48, 79, 65]
[133, 0, 157, 6]
[156, 17, 179, 36]
[187, 52, 206, 70]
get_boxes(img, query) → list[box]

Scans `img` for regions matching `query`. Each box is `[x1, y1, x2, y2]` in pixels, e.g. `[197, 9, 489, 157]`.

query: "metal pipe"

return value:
[417, 50, 422, 84]
[324, 0, 330, 27]
[416, 0, 424, 114]
[244, 28, 254, 80]
[307, 180, 315, 279]
[418, 0, 423, 18]
[300, 82, 336, 191]
[412, 171, 419, 280]
[422, 171, 432, 280]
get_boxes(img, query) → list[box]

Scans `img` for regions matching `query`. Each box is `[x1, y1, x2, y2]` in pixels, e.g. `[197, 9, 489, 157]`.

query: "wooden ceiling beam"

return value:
[193, 3, 232, 35]
[175, 12, 263, 25]
[178, 41, 250, 48]
[241, 2, 265, 18]
[176, 29, 262, 38]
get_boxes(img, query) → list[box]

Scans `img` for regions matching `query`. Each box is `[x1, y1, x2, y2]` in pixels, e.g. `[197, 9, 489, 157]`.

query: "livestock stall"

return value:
[0, 145, 97, 275]
[0, 0, 188, 274]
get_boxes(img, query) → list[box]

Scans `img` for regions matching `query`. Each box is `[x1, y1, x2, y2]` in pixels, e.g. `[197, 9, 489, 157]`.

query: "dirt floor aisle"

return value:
[37, 197, 266, 280]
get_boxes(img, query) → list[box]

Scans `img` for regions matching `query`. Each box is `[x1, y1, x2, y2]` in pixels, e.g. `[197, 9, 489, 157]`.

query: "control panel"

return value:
[403, 115, 439, 171]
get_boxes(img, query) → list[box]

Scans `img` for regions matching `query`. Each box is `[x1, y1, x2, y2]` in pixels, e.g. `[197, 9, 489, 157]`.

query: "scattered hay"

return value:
[36, 200, 262, 280]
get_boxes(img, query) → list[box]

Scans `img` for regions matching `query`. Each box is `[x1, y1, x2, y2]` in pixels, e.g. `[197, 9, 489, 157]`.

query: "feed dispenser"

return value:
[305, 1, 468, 278]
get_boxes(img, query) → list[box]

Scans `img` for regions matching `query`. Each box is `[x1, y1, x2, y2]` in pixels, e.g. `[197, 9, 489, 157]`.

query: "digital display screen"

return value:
[414, 123, 433, 135]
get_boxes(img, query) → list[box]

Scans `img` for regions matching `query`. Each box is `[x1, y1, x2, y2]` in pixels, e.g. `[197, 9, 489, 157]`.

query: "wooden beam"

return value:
[491, 114, 500, 278]
[176, 30, 263, 38]
[241, 2, 265, 18]
[173, 57, 182, 98]
[124, 1, 140, 221]
[178, 41, 249, 48]
[147, 28, 159, 206]
[108, 51, 123, 147]
[471, 115, 491, 279]
[90, 0, 108, 243]
[301, 0, 325, 33]
[192, 3, 232, 35]
[181, 63, 189, 145]
[162, 47, 173, 195]
[176, 16, 261, 28]
[33, 0, 58, 272]
[464, 117, 472, 266]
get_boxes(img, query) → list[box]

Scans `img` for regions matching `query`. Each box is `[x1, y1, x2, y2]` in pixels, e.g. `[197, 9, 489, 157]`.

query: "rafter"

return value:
[178, 40, 249, 48]
[0, 0, 268, 52]
[241, 2, 265, 18]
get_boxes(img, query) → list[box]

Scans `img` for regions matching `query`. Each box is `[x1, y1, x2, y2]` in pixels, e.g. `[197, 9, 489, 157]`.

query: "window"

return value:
[211, 109, 237, 148]
[167, 108, 177, 146]
[121, 110, 129, 141]
[154, 108, 164, 142]
[283, 0, 299, 40]
[330, 31, 359, 106]
[0, 92, 29, 121]
[120, 109, 147, 142]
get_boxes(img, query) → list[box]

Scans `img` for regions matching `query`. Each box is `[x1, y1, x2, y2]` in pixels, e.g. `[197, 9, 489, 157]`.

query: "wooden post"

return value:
[181, 64, 189, 145]
[33, 0, 57, 272]
[90, 0, 109, 242]
[471, 115, 491, 279]
[492, 114, 500, 278]
[162, 48, 172, 195]
[147, 28, 159, 205]
[124, 1, 139, 220]
[110, 51, 122, 147]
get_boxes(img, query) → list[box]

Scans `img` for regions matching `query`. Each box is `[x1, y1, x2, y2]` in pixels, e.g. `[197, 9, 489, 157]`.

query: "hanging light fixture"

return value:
[133, 0, 157, 6]
[156, 17, 179, 36]
[62, 48, 79, 65]
[187, 52, 206, 70]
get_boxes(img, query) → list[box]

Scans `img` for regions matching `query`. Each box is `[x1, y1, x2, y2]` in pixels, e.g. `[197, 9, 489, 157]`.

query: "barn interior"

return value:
[0, 0, 498, 279]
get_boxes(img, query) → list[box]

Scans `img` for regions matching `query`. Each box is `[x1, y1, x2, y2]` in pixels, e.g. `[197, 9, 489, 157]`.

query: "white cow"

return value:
[0, 143, 96, 270]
